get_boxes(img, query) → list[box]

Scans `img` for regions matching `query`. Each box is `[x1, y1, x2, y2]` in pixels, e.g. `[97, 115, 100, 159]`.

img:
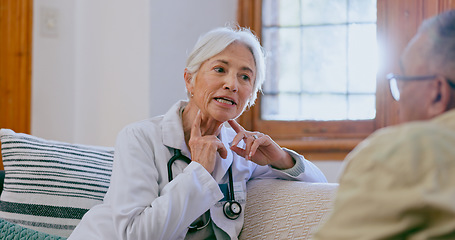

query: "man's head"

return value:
[394, 10, 455, 123]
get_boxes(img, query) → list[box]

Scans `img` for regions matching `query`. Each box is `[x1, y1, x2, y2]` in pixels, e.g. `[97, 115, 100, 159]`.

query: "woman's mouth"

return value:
[214, 97, 236, 105]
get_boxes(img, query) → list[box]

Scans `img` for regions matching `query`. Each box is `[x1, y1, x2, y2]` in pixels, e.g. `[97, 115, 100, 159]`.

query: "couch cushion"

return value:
[240, 179, 338, 240]
[0, 129, 114, 238]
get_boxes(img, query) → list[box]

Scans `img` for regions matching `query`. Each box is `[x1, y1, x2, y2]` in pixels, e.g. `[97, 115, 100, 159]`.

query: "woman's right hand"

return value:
[188, 111, 227, 174]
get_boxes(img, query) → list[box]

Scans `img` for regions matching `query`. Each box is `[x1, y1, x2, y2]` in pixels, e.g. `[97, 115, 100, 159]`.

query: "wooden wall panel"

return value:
[377, 0, 424, 127]
[0, 0, 32, 134]
[377, 0, 455, 127]
[424, 0, 455, 16]
[0, 0, 33, 170]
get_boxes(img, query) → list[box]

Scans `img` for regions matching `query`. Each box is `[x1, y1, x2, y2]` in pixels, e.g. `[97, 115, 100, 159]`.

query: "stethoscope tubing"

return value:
[167, 148, 241, 222]
[167, 148, 191, 182]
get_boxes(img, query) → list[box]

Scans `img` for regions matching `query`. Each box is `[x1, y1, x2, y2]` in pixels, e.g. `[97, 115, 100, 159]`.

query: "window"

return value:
[237, 0, 455, 160]
[262, 0, 377, 121]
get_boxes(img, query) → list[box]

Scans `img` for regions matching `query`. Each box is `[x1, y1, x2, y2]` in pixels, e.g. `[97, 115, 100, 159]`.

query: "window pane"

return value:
[348, 94, 376, 120]
[262, 28, 279, 95]
[262, 94, 301, 120]
[301, 0, 347, 25]
[277, 28, 302, 92]
[349, 0, 377, 22]
[348, 24, 377, 93]
[262, 0, 279, 26]
[263, 0, 300, 27]
[300, 94, 348, 120]
[262, 28, 301, 94]
[279, 0, 301, 26]
[301, 25, 347, 93]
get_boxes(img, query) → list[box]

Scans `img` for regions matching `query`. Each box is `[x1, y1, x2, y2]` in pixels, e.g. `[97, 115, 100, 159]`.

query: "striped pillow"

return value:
[0, 129, 114, 238]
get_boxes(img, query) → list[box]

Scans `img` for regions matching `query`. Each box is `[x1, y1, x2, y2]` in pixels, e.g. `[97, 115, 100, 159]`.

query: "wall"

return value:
[148, 0, 240, 117]
[314, 160, 343, 183]
[32, 0, 238, 147]
[32, 0, 78, 142]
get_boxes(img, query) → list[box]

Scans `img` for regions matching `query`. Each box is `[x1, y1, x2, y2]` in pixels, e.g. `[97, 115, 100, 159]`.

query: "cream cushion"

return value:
[240, 179, 337, 239]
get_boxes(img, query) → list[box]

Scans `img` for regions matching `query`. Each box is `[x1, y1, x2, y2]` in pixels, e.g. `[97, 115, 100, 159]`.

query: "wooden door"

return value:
[0, 0, 33, 169]
[0, 0, 33, 133]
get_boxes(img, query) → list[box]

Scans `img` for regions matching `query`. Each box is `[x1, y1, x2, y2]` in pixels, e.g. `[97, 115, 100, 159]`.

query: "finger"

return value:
[231, 131, 247, 149]
[191, 110, 202, 139]
[217, 142, 228, 159]
[230, 144, 247, 158]
[244, 135, 254, 160]
[228, 120, 244, 147]
[248, 136, 262, 160]
[228, 119, 245, 133]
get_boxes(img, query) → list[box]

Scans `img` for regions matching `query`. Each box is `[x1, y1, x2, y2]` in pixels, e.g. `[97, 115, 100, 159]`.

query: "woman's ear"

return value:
[427, 76, 451, 118]
[184, 68, 194, 95]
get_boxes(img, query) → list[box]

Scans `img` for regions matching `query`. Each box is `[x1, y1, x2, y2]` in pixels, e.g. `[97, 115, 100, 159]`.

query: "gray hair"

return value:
[185, 26, 266, 107]
[420, 10, 455, 79]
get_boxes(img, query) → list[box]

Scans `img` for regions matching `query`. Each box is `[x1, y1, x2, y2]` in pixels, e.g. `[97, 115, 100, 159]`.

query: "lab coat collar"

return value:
[161, 100, 188, 151]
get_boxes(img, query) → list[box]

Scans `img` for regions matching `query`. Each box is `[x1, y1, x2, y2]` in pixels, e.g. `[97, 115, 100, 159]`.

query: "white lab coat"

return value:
[68, 100, 327, 240]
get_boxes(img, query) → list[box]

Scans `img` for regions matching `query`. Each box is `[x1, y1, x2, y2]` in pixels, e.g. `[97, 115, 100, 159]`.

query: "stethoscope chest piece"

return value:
[223, 200, 242, 220]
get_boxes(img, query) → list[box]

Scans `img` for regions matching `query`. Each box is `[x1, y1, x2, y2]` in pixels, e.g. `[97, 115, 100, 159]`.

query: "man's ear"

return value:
[427, 76, 451, 118]
[184, 68, 194, 94]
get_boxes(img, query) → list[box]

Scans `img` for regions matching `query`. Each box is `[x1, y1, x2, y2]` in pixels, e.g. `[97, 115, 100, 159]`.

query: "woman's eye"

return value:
[241, 74, 250, 81]
[214, 67, 225, 73]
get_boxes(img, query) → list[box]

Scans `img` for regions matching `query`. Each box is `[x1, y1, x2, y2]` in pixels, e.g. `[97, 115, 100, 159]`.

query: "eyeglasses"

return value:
[387, 73, 455, 101]
[386, 73, 437, 101]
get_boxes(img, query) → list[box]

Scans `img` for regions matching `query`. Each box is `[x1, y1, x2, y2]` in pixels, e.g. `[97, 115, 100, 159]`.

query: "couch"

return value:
[0, 129, 338, 239]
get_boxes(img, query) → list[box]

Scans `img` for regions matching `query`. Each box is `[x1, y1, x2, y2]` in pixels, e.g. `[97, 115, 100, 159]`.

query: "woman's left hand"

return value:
[228, 120, 295, 170]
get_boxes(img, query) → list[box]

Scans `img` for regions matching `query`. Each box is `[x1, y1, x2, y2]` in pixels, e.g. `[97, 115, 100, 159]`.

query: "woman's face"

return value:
[186, 42, 256, 122]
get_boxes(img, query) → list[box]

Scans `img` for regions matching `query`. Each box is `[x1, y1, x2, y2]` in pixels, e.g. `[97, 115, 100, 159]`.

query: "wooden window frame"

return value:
[237, 0, 455, 160]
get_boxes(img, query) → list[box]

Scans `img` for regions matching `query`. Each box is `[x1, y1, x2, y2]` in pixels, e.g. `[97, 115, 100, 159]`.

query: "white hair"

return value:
[185, 26, 266, 107]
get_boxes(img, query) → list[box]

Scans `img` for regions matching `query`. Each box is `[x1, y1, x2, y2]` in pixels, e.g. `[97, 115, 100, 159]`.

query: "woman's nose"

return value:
[224, 74, 238, 92]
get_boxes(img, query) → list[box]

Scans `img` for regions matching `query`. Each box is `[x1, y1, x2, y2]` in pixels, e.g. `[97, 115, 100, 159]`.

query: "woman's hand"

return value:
[228, 120, 295, 170]
[188, 111, 227, 174]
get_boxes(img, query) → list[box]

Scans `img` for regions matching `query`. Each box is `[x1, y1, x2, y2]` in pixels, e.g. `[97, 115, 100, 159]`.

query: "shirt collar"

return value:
[432, 108, 455, 129]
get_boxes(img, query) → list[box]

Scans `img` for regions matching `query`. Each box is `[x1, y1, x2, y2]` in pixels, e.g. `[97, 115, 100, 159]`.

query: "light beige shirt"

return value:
[312, 109, 455, 240]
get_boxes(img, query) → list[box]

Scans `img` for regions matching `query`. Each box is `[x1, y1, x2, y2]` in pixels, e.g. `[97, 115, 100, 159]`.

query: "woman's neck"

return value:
[182, 101, 223, 145]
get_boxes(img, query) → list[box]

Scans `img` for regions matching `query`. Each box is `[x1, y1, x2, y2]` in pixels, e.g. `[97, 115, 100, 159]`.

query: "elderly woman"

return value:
[69, 27, 327, 240]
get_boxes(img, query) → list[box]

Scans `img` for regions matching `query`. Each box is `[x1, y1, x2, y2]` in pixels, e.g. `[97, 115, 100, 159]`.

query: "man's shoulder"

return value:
[370, 116, 455, 144]
[344, 116, 455, 172]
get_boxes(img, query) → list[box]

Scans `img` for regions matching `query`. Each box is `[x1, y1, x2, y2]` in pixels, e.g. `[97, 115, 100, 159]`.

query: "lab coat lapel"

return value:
[210, 124, 233, 183]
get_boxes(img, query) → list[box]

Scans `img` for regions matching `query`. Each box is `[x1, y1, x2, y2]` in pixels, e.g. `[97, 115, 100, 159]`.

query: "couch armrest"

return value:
[240, 179, 337, 240]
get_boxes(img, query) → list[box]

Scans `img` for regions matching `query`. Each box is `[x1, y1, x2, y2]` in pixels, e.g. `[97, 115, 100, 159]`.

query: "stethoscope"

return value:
[167, 148, 242, 230]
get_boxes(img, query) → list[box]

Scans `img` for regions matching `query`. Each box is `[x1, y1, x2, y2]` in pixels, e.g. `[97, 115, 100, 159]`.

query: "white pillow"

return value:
[0, 129, 114, 238]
